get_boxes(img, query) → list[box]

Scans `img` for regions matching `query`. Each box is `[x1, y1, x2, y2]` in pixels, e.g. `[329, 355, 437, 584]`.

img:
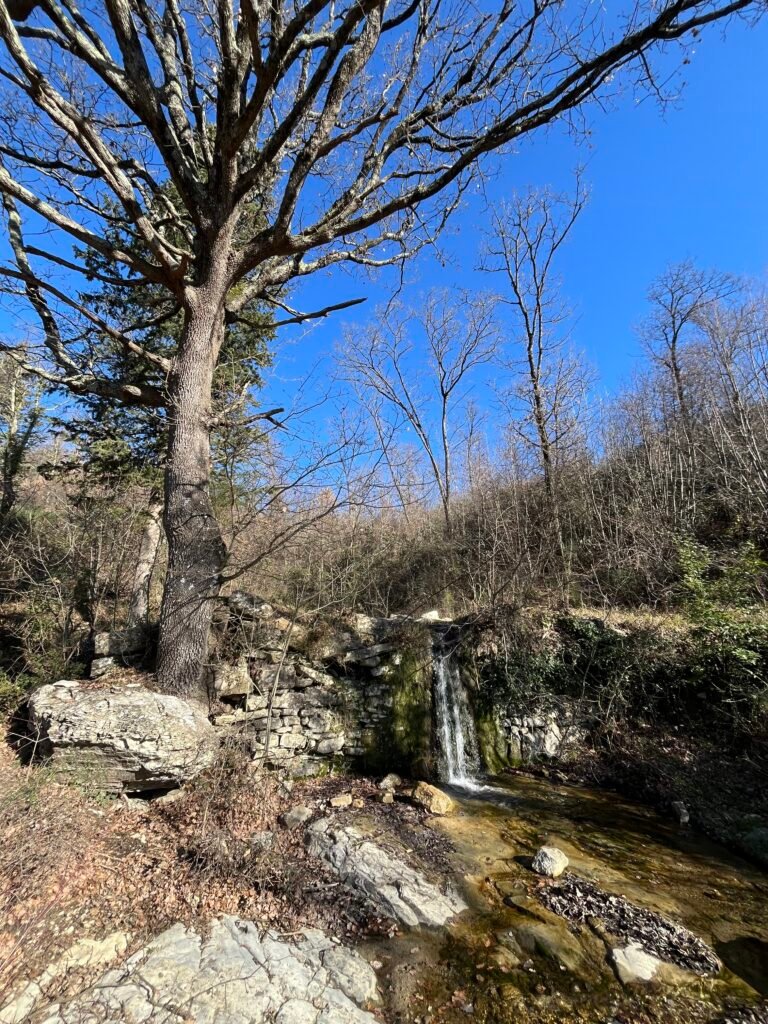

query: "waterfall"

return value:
[433, 646, 481, 788]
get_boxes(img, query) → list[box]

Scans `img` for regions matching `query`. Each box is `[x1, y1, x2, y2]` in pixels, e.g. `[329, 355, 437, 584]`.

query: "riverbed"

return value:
[366, 773, 768, 1023]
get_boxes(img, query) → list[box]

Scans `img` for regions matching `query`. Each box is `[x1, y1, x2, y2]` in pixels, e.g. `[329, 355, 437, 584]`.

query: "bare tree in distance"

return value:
[483, 184, 594, 590]
[0, 0, 762, 697]
[339, 292, 501, 532]
[639, 261, 737, 429]
[638, 261, 737, 518]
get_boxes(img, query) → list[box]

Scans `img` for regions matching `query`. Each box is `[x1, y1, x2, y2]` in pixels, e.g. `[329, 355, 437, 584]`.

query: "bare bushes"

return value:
[0, 474, 161, 689]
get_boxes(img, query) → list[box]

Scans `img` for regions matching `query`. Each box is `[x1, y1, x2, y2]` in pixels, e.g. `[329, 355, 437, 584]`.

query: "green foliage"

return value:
[475, 610, 768, 742]
[59, 186, 276, 483]
[675, 538, 767, 619]
[0, 669, 36, 715]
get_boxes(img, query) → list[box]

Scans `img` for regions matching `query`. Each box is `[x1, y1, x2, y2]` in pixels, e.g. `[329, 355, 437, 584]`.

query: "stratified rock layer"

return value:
[27, 680, 216, 793]
[306, 820, 466, 928]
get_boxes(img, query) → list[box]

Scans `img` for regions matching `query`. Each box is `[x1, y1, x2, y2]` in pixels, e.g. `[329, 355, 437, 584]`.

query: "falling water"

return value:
[433, 646, 481, 788]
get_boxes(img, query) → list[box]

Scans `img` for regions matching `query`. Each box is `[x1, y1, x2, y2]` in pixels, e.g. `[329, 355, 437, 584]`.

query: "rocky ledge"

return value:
[34, 917, 379, 1024]
[306, 819, 467, 928]
[26, 680, 216, 793]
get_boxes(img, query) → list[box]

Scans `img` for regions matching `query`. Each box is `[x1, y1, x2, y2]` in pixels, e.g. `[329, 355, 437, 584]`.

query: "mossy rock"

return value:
[359, 644, 434, 778]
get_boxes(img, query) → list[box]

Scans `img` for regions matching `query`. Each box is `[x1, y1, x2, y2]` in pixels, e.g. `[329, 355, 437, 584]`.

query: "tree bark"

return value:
[155, 293, 227, 699]
[127, 492, 164, 629]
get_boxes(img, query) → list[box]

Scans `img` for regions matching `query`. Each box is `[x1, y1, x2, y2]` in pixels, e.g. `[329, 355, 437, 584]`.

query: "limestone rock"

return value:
[409, 781, 456, 816]
[513, 920, 585, 974]
[93, 626, 147, 659]
[281, 805, 313, 828]
[612, 943, 662, 984]
[213, 656, 253, 698]
[0, 932, 129, 1024]
[27, 681, 217, 793]
[35, 917, 378, 1024]
[419, 610, 448, 622]
[330, 793, 353, 808]
[89, 657, 116, 680]
[306, 821, 466, 928]
[228, 591, 274, 619]
[531, 845, 569, 878]
[379, 773, 402, 791]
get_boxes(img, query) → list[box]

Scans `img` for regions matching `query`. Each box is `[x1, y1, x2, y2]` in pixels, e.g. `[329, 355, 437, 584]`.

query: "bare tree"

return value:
[126, 491, 164, 628]
[0, 0, 760, 696]
[484, 184, 593, 588]
[638, 261, 736, 518]
[0, 350, 42, 524]
[339, 292, 500, 532]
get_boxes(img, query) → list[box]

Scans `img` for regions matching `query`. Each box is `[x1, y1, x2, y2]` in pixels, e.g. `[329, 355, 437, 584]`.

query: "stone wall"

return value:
[476, 699, 587, 771]
[210, 597, 434, 775]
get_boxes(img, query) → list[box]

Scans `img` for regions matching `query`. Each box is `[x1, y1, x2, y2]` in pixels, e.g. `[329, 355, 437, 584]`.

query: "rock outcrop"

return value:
[35, 917, 379, 1024]
[27, 681, 217, 793]
[306, 820, 466, 928]
[209, 605, 428, 771]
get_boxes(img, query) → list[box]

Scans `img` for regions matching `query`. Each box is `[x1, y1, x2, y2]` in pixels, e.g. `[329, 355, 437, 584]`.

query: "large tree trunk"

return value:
[127, 492, 164, 629]
[155, 293, 227, 699]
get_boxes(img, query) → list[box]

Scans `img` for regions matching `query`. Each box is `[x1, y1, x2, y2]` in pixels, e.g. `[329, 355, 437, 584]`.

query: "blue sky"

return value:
[271, 13, 768, 410]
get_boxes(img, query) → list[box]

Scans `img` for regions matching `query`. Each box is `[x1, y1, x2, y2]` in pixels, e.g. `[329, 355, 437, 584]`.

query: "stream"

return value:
[370, 645, 768, 1023]
[367, 772, 768, 1023]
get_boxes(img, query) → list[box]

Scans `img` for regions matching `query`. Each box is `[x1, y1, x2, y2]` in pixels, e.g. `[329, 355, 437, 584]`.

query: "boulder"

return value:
[612, 943, 662, 984]
[26, 680, 216, 793]
[409, 781, 456, 816]
[531, 846, 569, 878]
[228, 591, 275, 619]
[34, 917, 378, 1024]
[379, 773, 402, 792]
[306, 820, 466, 928]
[92, 626, 147, 660]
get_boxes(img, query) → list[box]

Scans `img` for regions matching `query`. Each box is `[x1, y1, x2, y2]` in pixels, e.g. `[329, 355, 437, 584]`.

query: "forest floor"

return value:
[0, 743, 453, 1013]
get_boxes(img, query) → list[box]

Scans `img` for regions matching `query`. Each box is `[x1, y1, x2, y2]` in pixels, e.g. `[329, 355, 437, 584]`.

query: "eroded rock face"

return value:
[306, 820, 466, 928]
[27, 681, 217, 793]
[37, 917, 378, 1024]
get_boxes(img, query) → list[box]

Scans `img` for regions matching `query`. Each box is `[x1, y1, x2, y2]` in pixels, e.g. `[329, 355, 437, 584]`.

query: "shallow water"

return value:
[370, 773, 768, 1023]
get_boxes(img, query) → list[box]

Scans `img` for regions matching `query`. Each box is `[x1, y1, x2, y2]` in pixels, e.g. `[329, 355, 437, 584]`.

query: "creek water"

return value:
[421, 645, 768, 1022]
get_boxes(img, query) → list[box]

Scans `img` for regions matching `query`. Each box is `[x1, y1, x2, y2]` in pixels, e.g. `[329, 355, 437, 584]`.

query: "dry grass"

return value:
[0, 747, 106, 1008]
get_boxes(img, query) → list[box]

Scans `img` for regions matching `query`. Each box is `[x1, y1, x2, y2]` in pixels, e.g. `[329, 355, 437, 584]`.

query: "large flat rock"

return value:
[306, 820, 467, 928]
[27, 680, 217, 793]
[36, 917, 378, 1024]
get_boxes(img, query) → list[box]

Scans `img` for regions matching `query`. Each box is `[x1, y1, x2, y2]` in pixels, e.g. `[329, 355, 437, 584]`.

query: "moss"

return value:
[476, 712, 519, 773]
[360, 645, 434, 778]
